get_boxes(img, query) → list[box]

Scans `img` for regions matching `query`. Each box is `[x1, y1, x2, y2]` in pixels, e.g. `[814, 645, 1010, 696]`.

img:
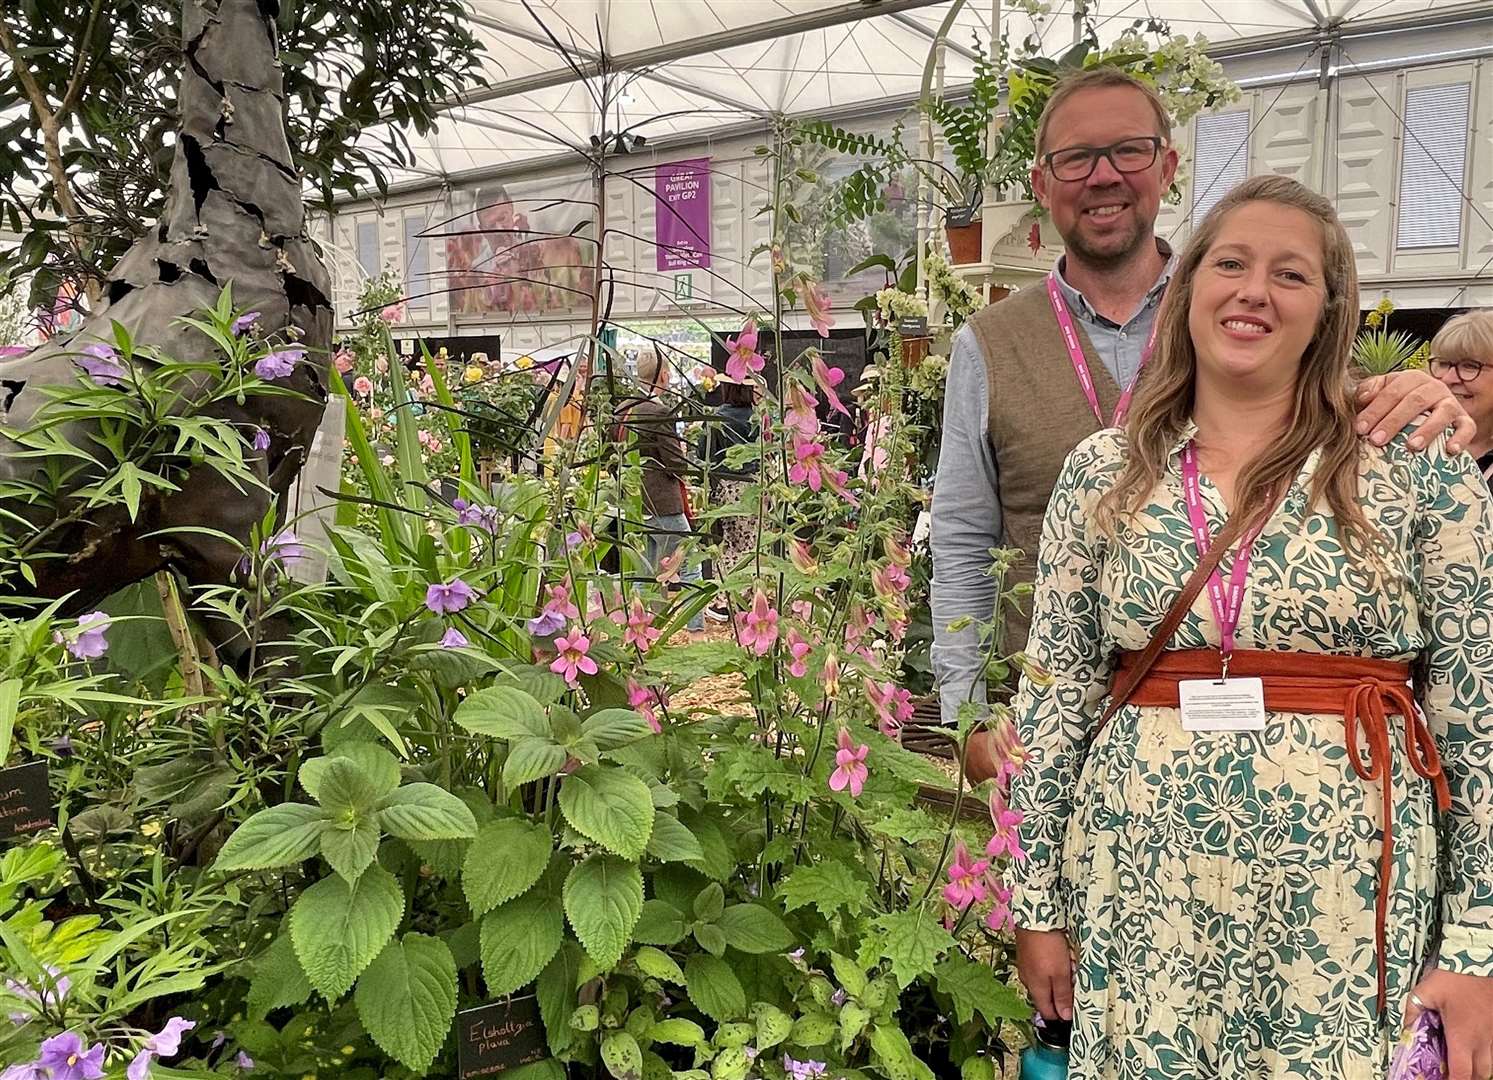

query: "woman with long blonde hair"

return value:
[1009, 174, 1493, 1078]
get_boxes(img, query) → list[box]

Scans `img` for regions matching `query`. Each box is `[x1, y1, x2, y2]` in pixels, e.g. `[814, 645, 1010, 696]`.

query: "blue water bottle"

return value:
[1019, 1017, 1070, 1079]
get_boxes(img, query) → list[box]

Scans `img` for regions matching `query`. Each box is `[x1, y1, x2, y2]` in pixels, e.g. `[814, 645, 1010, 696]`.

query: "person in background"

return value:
[623, 348, 704, 633]
[929, 67, 1475, 779]
[1429, 310, 1493, 485]
[702, 371, 760, 619]
[1013, 174, 1493, 1079]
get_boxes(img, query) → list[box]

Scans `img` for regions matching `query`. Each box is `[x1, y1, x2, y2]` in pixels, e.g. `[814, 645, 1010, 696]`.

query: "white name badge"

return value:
[1179, 677, 1267, 731]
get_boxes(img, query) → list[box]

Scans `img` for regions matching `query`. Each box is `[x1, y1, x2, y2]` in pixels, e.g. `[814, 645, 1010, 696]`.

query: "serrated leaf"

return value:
[536, 940, 584, 1056]
[481, 887, 563, 996]
[314, 757, 387, 817]
[320, 814, 381, 883]
[751, 1002, 792, 1049]
[290, 866, 404, 1000]
[558, 765, 653, 860]
[602, 1030, 643, 1080]
[717, 904, 794, 954]
[869, 1025, 935, 1080]
[645, 812, 703, 863]
[933, 955, 1032, 1026]
[463, 819, 553, 915]
[503, 740, 570, 787]
[246, 933, 312, 1020]
[874, 910, 955, 989]
[214, 803, 331, 872]
[301, 742, 401, 802]
[650, 1018, 705, 1045]
[840, 1002, 871, 1051]
[354, 932, 458, 1074]
[684, 954, 745, 1022]
[582, 708, 656, 751]
[454, 686, 548, 738]
[712, 1046, 751, 1080]
[694, 923, 727, 956]
[377, 783, 479, 841]
[632, 900, 687, 946]
[791, 1012, 836, 1046]
[632, 946, 684, 985]
[779, 861, 869, 919]
[563, 854, 643, 970]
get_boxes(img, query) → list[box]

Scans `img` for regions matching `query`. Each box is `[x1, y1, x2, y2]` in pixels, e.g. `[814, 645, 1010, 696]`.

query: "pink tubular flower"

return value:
[624, 596, 662, 652]
[786, 627, 812, 678]
[788, 539, 818, 575]
[809, 350, 848, 417]
[627, 678, 665, 734]
[550, 630, 598, 686]
[884, 533, 911, 567]
[788, 439, 827, 492]
[790, 598, 814, 622]
[822, 648, 841, 700]
[828, 728, 869, 798]
[871, 563, 910, 603]
[724, 320, 766, 382]
[801, 277, 834, 337]
[655, 549, 683, 585]
[844, 601, 875, 660]
[736, 587, 780, 656]
[865, 679, 915, 740]
[352, 375, 374, 396]
[942, 842, 990, 910]
[783, 382, 820, 441]
[985, 880, 1014, 932]
[544, 581, 581, 620]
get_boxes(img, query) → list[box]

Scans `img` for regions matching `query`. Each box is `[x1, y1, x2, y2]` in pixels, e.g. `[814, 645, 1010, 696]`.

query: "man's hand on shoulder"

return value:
[1354, 369, 1475, 454]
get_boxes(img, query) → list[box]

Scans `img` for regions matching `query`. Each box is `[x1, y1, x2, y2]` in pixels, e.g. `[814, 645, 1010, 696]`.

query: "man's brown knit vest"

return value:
[966, 284, 1120, 661]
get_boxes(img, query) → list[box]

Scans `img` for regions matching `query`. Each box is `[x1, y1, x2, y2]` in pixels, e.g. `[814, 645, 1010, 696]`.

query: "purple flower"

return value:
[53, 611, 109, 660]
[254, 348, 304, 380]
[263, 530, 304, 564]
[527, 609, 566, 637]
[232, 312, 261, 336]
[235, 1051, 255, 1070]
[210, 1032, 226, 1050]
[250, 427, 271, 452]
[451, 499, 498, 533]
[830, 988, 848, 1007]
[565, 531, 584, 551]
[128, 1016, 196, 1080]
[37, 1032, 105, 1080]
[783, 1056, 827, 1080]
[439, 627, 469, 649]
[1, 1065, 42, 1080]
[5, 965, 70, 1021]
[425, 578, 476, 615]
[75, 343, 128, 386]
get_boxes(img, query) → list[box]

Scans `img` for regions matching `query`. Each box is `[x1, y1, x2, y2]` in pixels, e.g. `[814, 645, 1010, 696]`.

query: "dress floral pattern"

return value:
[1010, 425, 1493, 1080]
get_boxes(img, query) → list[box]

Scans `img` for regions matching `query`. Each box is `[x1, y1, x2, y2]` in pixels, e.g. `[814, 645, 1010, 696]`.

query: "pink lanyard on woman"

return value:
[1180, 441, 1269, 669]
[1046, 273, 1161, 427]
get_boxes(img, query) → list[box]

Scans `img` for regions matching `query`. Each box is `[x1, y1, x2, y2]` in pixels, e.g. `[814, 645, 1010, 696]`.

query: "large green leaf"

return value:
[644, 812, 704, 863]
[246, 932, 313, 1020]
[869, 1025, 936, 1080]
[684, 954, 746, 1022]
[300, 743, 401, 803]
[290, 866, 404, 1000]
[481, 886, 564, 996]
[632, 946, 684, 985]
[354, 932, 458, 1075]
[558, 765, 653, 860]
[313, 757, 388, 816]
[933, 955, 1031, 1026]
[631, 900, 687, 947]
[563, 854, 643, 971]
[601, 1031, 643, 1080]
[536, 939, 584, 1056]
[716, 904, 794, 955]
[581, 708, 655, 751]
[873, 909, 955, 989]
[503, 740, 571, 787]
[779, 861, 869, 919]
[463, 819, 553, 915]
[454, 686, 549, 739]
[320, 814, 381, 884]
[377, 783, 479, 841]
[213, 803, 331, 872]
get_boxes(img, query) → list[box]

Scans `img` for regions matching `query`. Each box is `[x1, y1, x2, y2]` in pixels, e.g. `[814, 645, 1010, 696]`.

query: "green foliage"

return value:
[353, 932, 459, 1074]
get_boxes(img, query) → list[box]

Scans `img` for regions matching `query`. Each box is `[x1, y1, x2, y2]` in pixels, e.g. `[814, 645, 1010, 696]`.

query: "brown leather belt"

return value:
[1106, 647, 1452, 1014]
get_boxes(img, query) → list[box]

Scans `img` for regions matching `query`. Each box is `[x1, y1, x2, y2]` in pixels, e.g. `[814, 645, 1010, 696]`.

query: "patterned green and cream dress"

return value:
[1010, 424, 1493, 1080]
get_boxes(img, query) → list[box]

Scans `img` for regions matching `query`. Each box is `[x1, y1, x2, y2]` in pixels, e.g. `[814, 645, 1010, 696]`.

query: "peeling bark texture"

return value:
[0, 0, 332, 620]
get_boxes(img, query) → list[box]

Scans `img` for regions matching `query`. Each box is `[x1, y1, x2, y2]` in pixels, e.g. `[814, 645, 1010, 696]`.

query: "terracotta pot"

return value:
[945, 221, 982, 265]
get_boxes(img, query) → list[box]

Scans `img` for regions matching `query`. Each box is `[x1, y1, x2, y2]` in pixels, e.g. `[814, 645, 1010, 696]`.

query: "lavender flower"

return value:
[250, 427, 271, 452]
[425, 579, 477, 615]
[263, 530, 304, 564]
[830, 988, 848, 1007]
[4, 965, 70, 1021]
[439, 627, 470, 649]
[53, 611, 109, 660]
[451, 499, 498, 533]
[231, 311, 261, 336]
[783, 1056, 827, 1080]
[235, 1051, 255, 1070]
[1, 1065, 41, 1080]
[128, 1017, 196, 1080]
[527, 609, 566, 637]
[254, 347, 304, 380]
[37, 1032, 105, 1080]
[76, 343, 128, 386]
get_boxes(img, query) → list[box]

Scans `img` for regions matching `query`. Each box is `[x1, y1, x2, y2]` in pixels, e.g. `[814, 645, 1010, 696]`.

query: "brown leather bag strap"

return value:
[1097, 509, 1255, 730]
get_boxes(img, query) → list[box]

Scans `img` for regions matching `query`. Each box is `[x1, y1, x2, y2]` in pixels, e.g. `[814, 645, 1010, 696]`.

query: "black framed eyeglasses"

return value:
[1429, 356, 1487, 382]
[1042, 136, 1166, 182]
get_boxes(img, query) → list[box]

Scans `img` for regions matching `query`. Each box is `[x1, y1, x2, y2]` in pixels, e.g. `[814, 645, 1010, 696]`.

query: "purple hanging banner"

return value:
[656, 157, 712, 271]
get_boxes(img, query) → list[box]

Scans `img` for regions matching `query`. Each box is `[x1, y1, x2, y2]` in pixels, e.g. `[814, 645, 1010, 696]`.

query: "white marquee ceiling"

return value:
[354, 0, 1489, 190]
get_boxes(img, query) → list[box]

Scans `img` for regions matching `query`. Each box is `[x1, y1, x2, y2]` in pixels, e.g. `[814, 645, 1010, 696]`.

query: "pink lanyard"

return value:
[1046, 273, 1161, 427]
[1180, 441, 1268, 662]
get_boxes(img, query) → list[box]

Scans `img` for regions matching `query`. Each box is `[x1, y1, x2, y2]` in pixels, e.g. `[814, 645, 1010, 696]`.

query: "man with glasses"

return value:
[931, 68, 1473, 778]
[1430, 310, 1493, 484]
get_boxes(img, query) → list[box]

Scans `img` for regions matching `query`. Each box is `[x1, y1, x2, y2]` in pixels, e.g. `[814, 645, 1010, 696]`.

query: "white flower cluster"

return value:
[1104, 31, 1240, 129]
[876, 288, 929, 326]
[908, 352, 950, 400]
[925, 251, 983, 328]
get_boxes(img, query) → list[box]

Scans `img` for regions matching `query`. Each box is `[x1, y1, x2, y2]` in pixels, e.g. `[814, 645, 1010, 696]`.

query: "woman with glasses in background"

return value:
[1430, 310, 1493, 485]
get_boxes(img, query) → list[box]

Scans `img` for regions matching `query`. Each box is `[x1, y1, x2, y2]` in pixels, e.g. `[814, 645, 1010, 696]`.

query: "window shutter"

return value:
[355, 219, 379, 279]
[1191, 111, 1250, 223]
[403, 214, 430, 315]
[1396, 83, 1470, 249]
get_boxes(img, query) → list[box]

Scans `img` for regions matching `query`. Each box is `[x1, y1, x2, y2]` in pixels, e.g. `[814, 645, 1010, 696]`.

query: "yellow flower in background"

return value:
[515, 355, 534, 370]
[463, 364, 484, 384]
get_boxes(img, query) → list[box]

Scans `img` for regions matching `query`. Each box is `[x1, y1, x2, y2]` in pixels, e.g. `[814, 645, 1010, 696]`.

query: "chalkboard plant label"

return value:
[457, 995, 546, 1078]
[0, 761, 52, 843]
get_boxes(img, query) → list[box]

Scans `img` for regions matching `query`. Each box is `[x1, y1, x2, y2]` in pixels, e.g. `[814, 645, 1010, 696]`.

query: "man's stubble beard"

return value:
[1064, 211, 1153, 272]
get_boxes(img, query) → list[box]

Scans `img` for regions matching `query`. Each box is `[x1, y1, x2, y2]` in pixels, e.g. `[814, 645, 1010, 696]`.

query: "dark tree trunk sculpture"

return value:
[0, 0, 332, 618]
